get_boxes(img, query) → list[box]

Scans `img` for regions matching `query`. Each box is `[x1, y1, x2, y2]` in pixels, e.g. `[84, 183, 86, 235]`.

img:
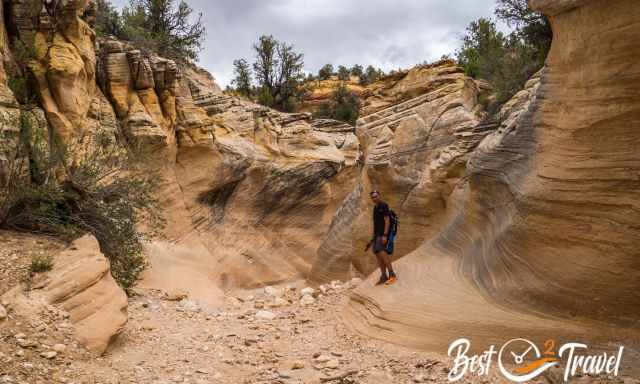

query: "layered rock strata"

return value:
[311, 60, 494, 282]
[339, 0, 640, 362]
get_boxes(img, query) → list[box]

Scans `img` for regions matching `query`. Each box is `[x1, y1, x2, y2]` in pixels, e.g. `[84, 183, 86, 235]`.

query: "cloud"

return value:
[110, 0, 500, 86]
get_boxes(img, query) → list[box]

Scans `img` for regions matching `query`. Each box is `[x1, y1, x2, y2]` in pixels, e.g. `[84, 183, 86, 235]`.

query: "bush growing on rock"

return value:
[0, 118, 165, 291]
[337, 65, 350, 81]
[30, 253, 54, 274]
[318, 64, 334, 80]
[111, 0, 206, 63]
[456, 0, 551, 110]
[314, 83, 360, 125]
[94, 0, 124, 38]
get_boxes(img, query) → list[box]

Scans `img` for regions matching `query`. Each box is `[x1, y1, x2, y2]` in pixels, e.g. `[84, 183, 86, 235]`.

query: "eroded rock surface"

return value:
[340, 0, 640, 358]
[161, 91, 361, 295]
[2, 235, 128, 354]
[311, 60, 494, 282]
[0, 0, 361, 305]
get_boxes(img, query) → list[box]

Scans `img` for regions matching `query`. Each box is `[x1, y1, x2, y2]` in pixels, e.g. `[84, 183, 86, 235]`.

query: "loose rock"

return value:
[300, 294, 315, 306]
[255, 310, 276, 320]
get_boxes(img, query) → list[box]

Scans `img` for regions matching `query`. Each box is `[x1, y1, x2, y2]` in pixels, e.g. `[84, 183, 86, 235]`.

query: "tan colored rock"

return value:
[343, 0, 640, 355]
[310, 60, 491, 282]
[134, 62, 361, 298]
[2, 235, 128, 355]
[297, 77, 365, 115]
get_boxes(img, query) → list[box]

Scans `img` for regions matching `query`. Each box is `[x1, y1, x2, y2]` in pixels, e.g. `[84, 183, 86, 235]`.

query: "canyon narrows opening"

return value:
[0, 0, 639, 383]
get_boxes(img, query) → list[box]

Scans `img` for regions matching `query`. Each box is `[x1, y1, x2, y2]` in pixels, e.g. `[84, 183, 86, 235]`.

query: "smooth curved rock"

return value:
[311, 60, 492, 282]
[161, 92, 361, 293]
[2, 235, 128, 355]
[342, 0, 640, 363]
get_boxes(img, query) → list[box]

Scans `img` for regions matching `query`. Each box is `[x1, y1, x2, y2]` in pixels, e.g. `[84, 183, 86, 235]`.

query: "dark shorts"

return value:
[372, 233, 395, 255]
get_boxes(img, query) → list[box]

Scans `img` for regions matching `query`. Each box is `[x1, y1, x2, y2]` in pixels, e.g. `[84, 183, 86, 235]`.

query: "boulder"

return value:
[2, 235, 128, 355]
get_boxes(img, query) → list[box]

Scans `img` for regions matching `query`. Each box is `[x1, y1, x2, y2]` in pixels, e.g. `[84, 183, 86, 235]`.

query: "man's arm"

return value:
[384, 216, 390, 235]
[382, 216, 390, 244]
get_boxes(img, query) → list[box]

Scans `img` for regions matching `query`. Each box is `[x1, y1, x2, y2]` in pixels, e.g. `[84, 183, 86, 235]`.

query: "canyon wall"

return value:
[0, 0, 361, 309]
[336, 0, 640, 359]
[1, 0, 638, 360]
[310, 60, 494, 281]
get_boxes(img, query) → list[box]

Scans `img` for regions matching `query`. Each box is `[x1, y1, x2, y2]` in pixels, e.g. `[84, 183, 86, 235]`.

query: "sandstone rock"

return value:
[300, 287, 315, 297]
[310, 60, 491, 282]
[325, 359, 340, 369]
[52, 344, 66, 353]
[2, 235, 127, 355]
[291, 361, 305, 370]
[255, 310, 276, 321]
[40, 351, 57, 359]
[315, 355, 331, 363]
[270, 297, 288, 308]
[300, 295, 315, 306]
[341, 0, 640, 356]
[17, 339, 37, 348]
[278, 370, 293, 379]
[224, 297, 242, 308]
[0, 304, 6, 320]
[163, 289, 188, 302]
[264, 286, 284, 298]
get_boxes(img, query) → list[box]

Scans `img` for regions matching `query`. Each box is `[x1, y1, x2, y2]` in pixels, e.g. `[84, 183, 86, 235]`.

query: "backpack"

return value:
[389, 209, 399, 235]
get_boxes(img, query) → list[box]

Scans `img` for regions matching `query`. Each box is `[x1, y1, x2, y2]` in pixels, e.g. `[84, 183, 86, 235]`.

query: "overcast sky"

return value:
[111, 0, 503, 87]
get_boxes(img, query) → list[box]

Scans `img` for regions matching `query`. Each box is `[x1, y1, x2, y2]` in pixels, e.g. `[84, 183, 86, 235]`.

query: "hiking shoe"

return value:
[385, 276, 397, 285]
[375, 275, 388, 285]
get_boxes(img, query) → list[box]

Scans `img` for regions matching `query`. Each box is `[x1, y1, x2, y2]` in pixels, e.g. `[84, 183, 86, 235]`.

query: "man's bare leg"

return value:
[381, 251, 397, 285]
[374, 251, 388, 284]
[379, 251, 394, 274]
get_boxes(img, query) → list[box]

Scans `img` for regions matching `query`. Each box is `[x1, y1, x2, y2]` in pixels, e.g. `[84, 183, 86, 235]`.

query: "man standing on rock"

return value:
[365, 190, 397, 285]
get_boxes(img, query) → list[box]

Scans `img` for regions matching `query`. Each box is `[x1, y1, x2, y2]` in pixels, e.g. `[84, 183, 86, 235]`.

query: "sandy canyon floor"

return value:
[1, 232, 638, 384]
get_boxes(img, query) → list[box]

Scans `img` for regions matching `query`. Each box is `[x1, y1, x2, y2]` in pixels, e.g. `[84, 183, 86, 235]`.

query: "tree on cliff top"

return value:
[121, 0, 206, 62]
[231, 59, 252, 98]
[359, 65, 384, 85]
[337, 65, 350, 81]
[456, 1, 552, 111]
[94, 0, 124, 38]
[350, 65, 364, 78]
[457, 18, 505, 80]
[318, 64, 334, 80]
[252, 35, 306, 112]
[495, 0, 552, 66]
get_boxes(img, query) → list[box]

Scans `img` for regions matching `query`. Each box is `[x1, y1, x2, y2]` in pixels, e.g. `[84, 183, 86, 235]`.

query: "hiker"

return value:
[365, 190, 398, 285]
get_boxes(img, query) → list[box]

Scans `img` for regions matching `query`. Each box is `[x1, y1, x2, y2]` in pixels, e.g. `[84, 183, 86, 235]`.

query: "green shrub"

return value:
[313, 83, 360, 125]
[30, 254, 54, 274]
[0, 118, 165, 291]
[456, 1, 552, 112]
[318, 64, 334, 80]
[9, 33, 38, 105]
[121, 0, 206, 63]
